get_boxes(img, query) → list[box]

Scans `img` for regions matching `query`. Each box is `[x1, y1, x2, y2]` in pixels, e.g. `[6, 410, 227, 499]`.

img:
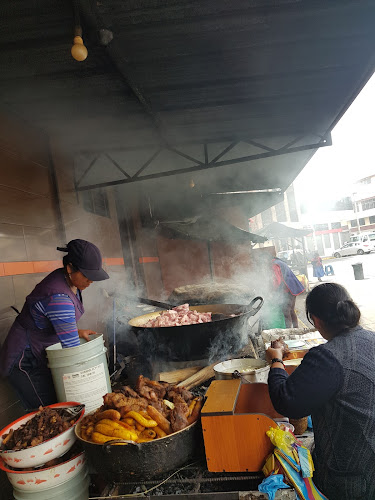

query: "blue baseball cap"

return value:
[57, 239, 109, 281]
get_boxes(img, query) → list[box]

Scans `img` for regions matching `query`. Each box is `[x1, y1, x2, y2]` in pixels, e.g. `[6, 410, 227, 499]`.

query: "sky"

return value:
[294, 72, 375, 212]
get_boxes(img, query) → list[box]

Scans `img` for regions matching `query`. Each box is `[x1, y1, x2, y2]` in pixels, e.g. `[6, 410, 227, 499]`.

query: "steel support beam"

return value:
[75, 133, 331, 191]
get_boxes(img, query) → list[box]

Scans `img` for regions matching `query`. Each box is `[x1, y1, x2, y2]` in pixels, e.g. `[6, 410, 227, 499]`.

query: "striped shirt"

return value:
[31, 294, 81, 348]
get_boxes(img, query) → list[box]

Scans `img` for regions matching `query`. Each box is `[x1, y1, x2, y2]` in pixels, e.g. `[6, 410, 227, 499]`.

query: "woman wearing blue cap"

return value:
[0, 239, 109, 409]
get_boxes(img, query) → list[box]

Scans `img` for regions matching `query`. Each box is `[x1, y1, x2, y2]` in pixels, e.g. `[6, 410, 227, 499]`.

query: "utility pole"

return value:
[352, 192, 361, 234]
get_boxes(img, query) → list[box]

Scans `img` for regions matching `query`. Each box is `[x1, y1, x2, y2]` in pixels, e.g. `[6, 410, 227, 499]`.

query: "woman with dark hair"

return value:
[266, 283, 375, 500]
[0, 239, 109, 410]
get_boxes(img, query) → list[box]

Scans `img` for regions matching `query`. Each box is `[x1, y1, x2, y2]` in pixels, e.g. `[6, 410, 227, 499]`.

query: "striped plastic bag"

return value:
[263, 427, 328, 500]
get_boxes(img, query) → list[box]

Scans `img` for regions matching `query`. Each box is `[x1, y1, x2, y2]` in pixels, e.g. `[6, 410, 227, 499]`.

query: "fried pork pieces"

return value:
[1, 407, 78, 451]
[103, 375, 195, 433]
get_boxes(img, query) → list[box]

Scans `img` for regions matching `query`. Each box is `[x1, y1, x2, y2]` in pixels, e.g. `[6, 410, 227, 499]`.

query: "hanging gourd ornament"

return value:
[71, 35, 88, 61]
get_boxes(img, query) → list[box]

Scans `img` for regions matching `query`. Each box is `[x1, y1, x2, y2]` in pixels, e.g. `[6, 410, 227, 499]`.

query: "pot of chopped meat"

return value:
[75, 375, 204, 480]
[128, 298, 263, 361]
[0, 403, 85, 469]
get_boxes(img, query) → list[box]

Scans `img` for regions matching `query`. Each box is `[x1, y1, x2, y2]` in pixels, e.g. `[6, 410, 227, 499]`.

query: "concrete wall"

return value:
[0, 114, 57, 498]
[157, 235, 211, 296]
[0, 114, 58, 438]
[211, 242, 253, 280]
[157, 236, 258, 297]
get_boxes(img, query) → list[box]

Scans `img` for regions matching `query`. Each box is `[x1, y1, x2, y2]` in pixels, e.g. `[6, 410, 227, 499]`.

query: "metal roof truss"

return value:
[74, 132, 331, 192]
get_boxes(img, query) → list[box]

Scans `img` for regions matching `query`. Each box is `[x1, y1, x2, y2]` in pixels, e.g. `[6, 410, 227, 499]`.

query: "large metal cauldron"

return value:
[128, 297, 263, 362]
[75, 420, 202, 481]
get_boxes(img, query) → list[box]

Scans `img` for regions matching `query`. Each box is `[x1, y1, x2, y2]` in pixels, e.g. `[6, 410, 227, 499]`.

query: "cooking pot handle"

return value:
[102, 439, 140, 454]
[233, 369, 255, 380]
[248, 296, 264, 316]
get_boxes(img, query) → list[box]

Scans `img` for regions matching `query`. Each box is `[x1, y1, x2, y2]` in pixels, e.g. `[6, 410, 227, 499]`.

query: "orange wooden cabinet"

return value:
[201, 379, 284, 472]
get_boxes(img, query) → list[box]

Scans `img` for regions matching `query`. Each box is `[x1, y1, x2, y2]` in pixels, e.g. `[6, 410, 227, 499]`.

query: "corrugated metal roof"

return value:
[0, 0, 374, 218]
[0, 0, 373, 153]
[97, 0, 375, 143]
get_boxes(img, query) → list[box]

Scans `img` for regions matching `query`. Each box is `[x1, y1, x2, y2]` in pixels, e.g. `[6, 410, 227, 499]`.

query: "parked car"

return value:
[350, 232, 375, 250]
[333, 242, 372, 258]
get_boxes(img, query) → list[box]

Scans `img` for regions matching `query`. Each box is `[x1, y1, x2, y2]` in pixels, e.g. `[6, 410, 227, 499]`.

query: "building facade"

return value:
[253, 184, 356, 257]
[249, 185, 300, 251]
[351, 175, 375, 233]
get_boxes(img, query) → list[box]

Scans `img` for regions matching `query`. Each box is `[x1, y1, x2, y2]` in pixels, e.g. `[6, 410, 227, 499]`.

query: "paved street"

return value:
[296, 252, 375, 330]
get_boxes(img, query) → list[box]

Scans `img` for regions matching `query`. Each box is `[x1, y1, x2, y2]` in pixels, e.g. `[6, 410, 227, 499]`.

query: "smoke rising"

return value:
[101, 239, 277, 378]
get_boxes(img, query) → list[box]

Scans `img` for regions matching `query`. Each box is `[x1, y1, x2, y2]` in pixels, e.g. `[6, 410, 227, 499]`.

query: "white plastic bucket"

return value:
[13, 466, 89, 500]
[46, 334, 111, 413]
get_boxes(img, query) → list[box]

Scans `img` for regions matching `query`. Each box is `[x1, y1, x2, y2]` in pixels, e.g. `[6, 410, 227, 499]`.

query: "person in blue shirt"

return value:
[0, 239, 109, 409]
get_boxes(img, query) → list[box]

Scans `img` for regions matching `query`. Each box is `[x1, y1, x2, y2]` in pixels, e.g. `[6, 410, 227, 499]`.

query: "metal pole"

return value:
[207, 241, 215, 282]
[312, 228, 317, 253]
[353, 192, 361, 234]
[113, 297, 116, 374]
[47, 138, 66, 243]
[301, 237, 309, 290]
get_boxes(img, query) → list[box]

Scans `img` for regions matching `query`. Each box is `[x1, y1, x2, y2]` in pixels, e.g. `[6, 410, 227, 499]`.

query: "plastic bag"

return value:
[264, 427, 328, 500]
[267, 426, 296, 454]
[258, 474, 290, 500]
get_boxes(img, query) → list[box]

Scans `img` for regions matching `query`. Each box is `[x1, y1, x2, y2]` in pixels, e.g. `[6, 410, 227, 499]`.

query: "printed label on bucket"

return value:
[62, 363, 108, 413]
